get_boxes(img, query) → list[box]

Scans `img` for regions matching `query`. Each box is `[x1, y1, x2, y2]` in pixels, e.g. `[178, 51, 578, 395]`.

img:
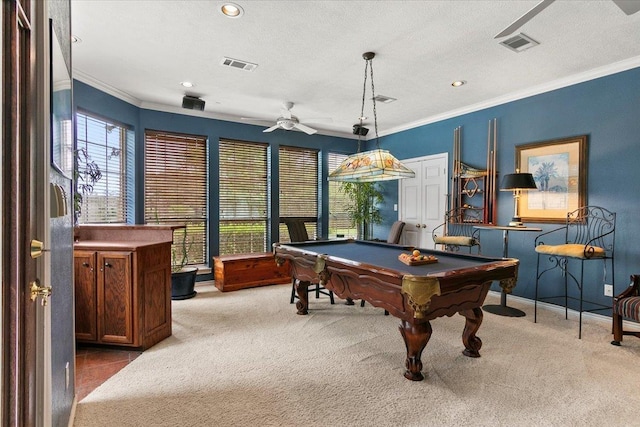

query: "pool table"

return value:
[273, 239, 519, 381]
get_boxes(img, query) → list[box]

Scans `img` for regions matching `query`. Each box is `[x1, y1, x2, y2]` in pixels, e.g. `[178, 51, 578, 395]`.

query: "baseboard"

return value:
[68, 395, 78, 427]
[489, 290, 640, 332]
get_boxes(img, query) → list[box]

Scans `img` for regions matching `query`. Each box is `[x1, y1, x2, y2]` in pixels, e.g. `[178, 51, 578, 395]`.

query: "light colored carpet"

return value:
[74, 283, 640, 427]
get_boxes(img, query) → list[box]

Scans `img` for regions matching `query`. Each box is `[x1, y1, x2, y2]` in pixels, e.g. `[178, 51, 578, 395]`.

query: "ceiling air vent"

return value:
[220, 57, 258, 71]
[372, 95, 397, 104]
[500, 33, 539, 53]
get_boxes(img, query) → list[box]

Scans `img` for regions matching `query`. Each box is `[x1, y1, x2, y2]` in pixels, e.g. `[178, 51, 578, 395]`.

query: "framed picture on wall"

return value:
[515, 135, 587, 223]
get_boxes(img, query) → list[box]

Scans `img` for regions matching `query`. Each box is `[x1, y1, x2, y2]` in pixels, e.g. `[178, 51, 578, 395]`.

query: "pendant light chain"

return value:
[357, 58, 370, 153]
[368, 57, 380, 145]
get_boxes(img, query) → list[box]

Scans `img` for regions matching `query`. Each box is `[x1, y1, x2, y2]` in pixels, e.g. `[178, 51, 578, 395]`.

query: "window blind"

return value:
[219, 139, 268, 255]
[76, 112, 127, 224]
[328, 152, 357, 238]
[144, 130, 208, 265]
[279, 146, 319, 242]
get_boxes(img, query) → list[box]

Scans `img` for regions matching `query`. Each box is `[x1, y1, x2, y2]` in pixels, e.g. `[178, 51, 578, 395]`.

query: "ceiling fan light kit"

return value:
[328, 52, 415, 182]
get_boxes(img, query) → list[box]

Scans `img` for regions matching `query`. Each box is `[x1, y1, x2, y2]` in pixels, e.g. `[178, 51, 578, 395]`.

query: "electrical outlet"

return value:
[604, 284, 613, 297]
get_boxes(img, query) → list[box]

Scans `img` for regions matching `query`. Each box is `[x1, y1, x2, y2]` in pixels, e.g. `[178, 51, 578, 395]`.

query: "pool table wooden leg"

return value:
[460, 307, 483, 358]
[295, 279, 310, 315]
[399, 320, 432, 381]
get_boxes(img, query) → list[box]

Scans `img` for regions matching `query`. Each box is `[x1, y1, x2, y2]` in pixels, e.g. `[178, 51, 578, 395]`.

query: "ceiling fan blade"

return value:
[294, 123, 317, 135]
[612, 0, 640, 15]
[494, 0, 555, 39]
[263, 124, 280, 133]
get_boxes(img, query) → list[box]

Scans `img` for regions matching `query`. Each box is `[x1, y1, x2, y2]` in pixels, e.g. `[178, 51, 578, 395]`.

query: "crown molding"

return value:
[72, 71, 357, 139]
[378, 55, 640, 138]
[74, 55, 640, 141]
[73, 69, 142, 107]
[139, 102, 358, 140]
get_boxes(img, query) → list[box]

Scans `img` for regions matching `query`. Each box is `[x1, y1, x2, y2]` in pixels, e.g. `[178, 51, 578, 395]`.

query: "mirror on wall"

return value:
[51, 19, 73, 178]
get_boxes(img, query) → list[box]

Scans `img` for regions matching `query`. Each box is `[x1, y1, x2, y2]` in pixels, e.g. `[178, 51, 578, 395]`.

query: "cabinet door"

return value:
[74, 251, 98, 342]
[97, 252, 133, 344]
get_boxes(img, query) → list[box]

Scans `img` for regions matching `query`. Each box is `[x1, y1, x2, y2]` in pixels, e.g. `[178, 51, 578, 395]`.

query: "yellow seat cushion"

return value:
[535, 243, 605, 259]
[434, 236, 476, 247]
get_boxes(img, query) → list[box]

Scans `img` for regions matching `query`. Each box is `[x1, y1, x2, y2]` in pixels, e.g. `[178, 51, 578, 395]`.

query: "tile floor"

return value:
[75, 346, 142, 401]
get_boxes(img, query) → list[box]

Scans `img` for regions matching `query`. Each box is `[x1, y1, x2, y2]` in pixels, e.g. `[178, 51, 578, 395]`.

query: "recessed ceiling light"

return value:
[180, 81, 194, 88]
[72, 35, 82, 43]
[220, 3, 244, 18]
[451, 80, 466, 87]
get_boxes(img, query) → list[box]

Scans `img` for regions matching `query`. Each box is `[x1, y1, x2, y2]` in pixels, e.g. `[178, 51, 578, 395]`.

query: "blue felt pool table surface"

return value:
[280, 239, 500, 275]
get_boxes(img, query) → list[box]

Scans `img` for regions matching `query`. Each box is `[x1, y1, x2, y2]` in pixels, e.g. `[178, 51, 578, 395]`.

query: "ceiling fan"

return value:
[494, 0, 640, 39]
[243, 102, 330, 135]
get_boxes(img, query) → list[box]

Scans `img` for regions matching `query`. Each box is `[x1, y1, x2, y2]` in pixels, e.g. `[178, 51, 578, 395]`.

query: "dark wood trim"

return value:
[2, 0, 37, 424]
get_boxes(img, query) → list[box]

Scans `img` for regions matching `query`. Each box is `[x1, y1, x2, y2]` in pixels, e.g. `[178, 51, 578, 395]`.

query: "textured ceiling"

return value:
[70, 0, 640, 139]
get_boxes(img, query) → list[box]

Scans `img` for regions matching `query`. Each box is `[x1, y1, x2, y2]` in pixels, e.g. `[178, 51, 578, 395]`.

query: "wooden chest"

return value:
[213, 252, 291, 292]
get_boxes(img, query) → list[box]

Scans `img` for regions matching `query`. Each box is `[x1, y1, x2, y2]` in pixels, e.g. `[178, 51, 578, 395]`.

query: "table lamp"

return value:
[501, 171, 538, 227]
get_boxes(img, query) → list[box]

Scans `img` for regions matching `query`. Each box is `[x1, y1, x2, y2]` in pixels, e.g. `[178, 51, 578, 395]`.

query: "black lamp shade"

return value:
[501, 173, 537, 191]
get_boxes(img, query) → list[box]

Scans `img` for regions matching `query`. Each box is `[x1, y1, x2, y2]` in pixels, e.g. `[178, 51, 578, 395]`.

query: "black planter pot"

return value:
[171, 267, 198, 300]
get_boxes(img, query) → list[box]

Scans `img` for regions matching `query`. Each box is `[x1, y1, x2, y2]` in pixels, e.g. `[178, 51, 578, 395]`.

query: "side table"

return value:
[473, 225, 541, 317]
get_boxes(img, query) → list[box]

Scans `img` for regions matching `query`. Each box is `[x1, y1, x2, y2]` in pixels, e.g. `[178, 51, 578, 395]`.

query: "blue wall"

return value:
[375, 66, 640, 308]
[75, 66, 640, 308]
[74, 80, 358, 270]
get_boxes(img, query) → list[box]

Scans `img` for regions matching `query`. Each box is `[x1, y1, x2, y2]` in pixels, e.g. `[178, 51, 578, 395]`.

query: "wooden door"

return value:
[97, 252, 133, 344]
[74, 251, 98, 342]
[2, 0, 39, 424]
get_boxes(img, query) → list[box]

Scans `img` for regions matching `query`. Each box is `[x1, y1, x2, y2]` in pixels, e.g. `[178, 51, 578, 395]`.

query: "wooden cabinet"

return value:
[74, 241, 172, 350]
[74, 250, 99, 342]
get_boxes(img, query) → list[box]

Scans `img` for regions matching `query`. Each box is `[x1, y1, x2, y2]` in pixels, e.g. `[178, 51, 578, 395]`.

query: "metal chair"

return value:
[432, 207, 481, 254]
[534, 206, 616, 338]
[284, 218, 334, 305]
[611, 274, 640, 346]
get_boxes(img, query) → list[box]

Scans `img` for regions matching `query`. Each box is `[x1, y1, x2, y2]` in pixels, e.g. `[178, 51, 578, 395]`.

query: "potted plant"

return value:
[171, 227, 198, 300]
[340, 182, 384, 240]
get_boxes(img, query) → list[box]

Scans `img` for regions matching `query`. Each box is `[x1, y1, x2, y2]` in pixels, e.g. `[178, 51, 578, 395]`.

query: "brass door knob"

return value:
[30, 280, 52, 306]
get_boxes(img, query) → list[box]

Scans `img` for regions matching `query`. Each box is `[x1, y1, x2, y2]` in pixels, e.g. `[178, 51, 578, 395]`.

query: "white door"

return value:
[399, 154, 448, 249]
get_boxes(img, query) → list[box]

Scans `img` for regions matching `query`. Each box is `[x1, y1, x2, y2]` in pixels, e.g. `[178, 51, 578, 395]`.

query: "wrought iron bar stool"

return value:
[534, 206, 615, 338]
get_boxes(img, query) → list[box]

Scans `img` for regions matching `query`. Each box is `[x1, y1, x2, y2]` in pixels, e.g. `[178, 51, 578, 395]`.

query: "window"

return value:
[328, 152, 357, 238]
[279, 146, 319, 242]
[75, 112, 129, 224]
[219, 140, 268, 255]
[144, 130, 208, 266]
